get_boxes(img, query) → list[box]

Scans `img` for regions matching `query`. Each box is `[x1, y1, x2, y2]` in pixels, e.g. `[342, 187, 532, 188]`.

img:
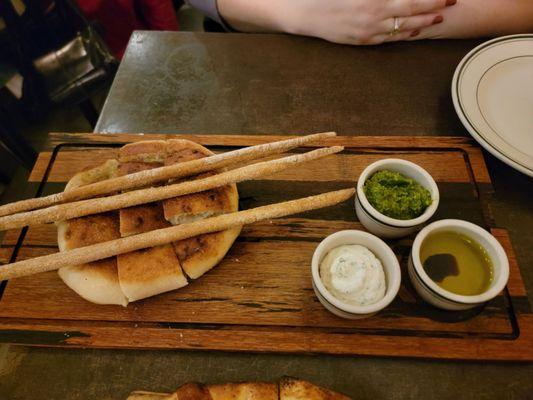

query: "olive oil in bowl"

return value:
[420, 231, 493, 296]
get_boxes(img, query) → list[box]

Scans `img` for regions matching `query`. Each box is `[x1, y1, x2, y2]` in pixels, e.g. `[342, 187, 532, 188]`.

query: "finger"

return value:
[387, 0, 455, 18]
[370, 29, 421, 44]
[379, 13, 443, 35]
[353, 29, 412, 45]
[383, 29, 419, 43]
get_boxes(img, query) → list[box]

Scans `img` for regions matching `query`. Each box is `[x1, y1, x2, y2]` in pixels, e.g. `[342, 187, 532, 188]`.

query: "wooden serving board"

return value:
[0, 133, 531, 361]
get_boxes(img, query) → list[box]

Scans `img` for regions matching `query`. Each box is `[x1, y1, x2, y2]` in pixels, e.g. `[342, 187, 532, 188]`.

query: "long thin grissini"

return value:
[0, 146, 343, 231]
[0, 188, 354, 280]
[0, 132, 336, 217]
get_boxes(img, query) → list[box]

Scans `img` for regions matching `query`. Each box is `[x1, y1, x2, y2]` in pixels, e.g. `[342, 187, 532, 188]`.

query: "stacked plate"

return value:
[452, 34, 533, 177]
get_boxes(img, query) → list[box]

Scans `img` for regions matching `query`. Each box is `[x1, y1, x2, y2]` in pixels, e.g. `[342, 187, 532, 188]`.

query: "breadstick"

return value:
[0, 188, 355, 281]
[0, 146, 343, 231]
[0, 132, 336, 217]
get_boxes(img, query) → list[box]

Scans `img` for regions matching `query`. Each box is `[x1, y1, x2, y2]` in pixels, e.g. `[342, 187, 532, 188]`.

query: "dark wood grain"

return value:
[0, 133, 531, 361]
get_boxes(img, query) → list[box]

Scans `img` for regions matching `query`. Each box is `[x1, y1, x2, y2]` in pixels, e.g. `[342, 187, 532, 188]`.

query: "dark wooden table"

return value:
[1, 31, 532, 399]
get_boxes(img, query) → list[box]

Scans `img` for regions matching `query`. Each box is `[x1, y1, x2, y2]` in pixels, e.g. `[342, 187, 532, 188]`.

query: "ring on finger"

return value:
[389, 16, 400, 36]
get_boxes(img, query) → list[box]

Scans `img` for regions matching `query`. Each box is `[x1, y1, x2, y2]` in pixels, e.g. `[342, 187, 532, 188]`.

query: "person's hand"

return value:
[282, 0, 456, 45]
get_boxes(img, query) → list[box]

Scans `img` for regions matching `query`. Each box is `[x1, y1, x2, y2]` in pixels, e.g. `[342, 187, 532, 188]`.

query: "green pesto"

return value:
[363, 170, 432, 220]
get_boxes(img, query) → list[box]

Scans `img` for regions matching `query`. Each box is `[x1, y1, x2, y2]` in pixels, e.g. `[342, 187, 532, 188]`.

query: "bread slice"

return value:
[58, 258, 127, 306]
[162, 140, 240, 280]
[279, 377, 351, 400]
[208, 382, 278, 400]
[116, 144, 189, 301]
[58, 159, 129, 306]
[165, 139, 211, 165]
[117, 159, 168, 237]
[163, 183, 233, 225]
[118, 140, 168, 163]
[118, 161, 163, 176]
[162, 140, 235, 225]
[117, 244, 188, 302]
[119, 202, 170, 237]
[56, 212, 128, 306]
[172, 227, 241, 279]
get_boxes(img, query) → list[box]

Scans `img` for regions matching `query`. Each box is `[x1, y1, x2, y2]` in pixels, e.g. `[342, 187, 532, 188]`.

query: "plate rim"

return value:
[451, 34, 533, 178]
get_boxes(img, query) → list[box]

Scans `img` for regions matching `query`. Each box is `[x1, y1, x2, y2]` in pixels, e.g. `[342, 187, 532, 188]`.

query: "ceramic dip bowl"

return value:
[408, 219, 509, 310]
[355, 158, 440, 239]
[311, 230, 401, 319]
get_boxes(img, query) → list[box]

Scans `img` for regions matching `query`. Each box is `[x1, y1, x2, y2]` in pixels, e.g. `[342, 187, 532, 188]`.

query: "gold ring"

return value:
[389, 17, 400, 35]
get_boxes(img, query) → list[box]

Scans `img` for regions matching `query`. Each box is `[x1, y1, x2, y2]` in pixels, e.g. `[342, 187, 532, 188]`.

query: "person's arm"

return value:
[190, 0, 454, 45]
[412, 0, 533, 39]
[186, 0, 229, 28]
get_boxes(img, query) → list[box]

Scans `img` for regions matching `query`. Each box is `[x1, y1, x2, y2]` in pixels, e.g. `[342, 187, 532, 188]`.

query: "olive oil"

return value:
[420, 231, 493, 296]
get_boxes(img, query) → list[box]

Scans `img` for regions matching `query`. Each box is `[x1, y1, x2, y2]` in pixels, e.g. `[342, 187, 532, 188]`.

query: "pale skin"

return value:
[217, 0, 533, 45]
[412, 0, 533, 39]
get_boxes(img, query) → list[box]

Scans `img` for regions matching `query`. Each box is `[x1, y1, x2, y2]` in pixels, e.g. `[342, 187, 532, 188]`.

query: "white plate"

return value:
[452, 34, 533, 177]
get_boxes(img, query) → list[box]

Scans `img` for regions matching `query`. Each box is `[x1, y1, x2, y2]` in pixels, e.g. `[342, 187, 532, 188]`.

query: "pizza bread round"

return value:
[56, 139, 240, 306]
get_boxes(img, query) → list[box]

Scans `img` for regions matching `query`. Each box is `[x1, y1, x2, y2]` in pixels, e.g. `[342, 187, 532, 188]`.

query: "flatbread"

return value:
[56, 139, 240, 305]
[279, 377, 351, 400]
[208, 382, 278, 400]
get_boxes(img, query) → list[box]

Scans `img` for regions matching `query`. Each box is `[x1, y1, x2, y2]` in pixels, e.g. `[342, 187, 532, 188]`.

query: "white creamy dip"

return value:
[319, 245, 386, 306]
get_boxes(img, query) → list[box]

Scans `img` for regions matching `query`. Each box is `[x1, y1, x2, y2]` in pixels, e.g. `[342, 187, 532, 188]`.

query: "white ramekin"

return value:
[311, 230, 401, 319]
[408, 219, 509, 310]
[355, 158, 440, 239]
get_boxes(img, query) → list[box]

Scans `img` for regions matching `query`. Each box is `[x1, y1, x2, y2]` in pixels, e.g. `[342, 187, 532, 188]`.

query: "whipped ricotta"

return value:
[319, 245, 386, 306]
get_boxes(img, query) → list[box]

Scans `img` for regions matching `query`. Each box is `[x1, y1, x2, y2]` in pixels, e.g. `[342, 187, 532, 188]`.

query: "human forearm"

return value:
[216, 0, 453, 45]
[217, 0, 291, 32]
[415, 0, 533, 39]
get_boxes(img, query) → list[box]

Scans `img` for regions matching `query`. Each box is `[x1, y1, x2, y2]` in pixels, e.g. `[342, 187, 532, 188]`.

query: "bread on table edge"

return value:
[126, 391, 177, 400]
[279, 377, 351, 400]
[207, 382, 278, 400]
[175, 382, 213, 399]
[127, 378, 351, 400]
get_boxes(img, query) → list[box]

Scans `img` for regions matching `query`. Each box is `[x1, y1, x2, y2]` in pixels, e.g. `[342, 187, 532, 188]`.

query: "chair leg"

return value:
[78, 99, 99, 128]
